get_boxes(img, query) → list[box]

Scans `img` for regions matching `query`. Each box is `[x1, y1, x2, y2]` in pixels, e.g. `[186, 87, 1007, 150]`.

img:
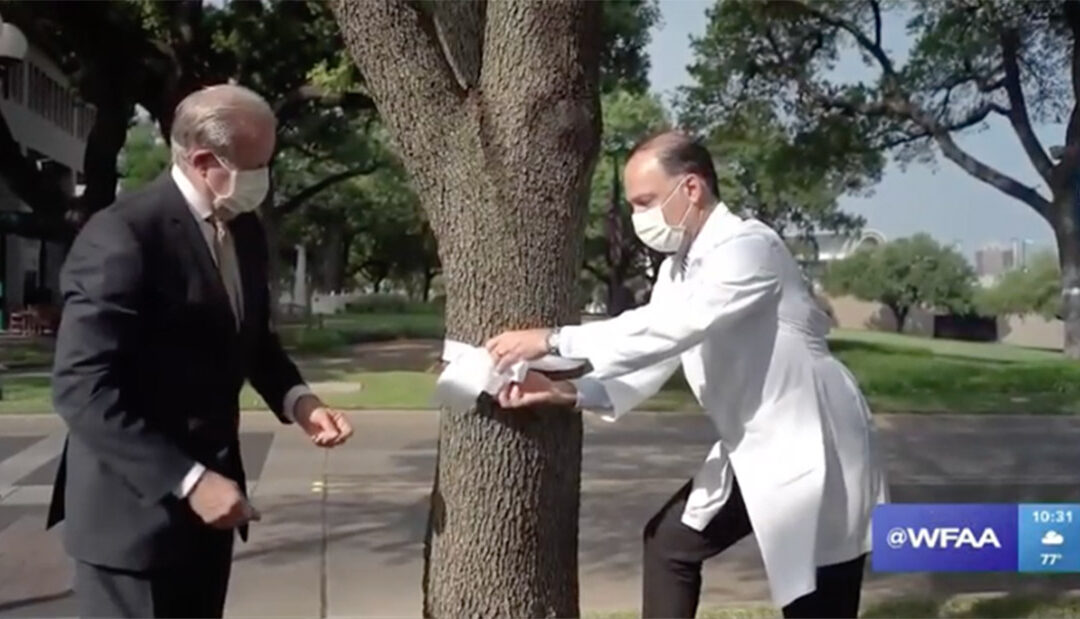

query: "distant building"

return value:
[0, 28, 94, 328]
[974, 239, 1032, 285]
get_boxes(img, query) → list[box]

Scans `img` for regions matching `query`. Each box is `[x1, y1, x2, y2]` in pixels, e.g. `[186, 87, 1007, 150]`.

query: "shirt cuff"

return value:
[283, 384, 315, 422]
[175, 462, 206, 499]
[556, 325, 584, 359]
[570, 377, 613, 411]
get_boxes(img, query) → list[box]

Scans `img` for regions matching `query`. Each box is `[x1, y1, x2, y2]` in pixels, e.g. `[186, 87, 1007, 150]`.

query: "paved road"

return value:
[0, 411, 1077, 617]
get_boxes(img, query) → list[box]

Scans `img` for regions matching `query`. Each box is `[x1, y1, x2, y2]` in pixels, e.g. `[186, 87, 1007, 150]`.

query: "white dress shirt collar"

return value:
[170, 164, 214, 222]
[673, 201, 742, 275]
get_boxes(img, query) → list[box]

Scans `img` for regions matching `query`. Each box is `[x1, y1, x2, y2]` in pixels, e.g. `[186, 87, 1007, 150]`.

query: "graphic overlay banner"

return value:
[1018, 504, 1080, 573]
[872, 504, 1018, 572]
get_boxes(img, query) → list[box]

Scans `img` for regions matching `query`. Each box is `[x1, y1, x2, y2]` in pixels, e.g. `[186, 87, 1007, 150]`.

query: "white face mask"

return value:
[631, 176, 692, 253]
[211, 156, 269, 217]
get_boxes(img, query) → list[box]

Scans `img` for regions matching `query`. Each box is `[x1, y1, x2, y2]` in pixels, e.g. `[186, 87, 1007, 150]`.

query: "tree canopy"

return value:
[823, 233, 975, 331]
[678, 0, 1080, 355]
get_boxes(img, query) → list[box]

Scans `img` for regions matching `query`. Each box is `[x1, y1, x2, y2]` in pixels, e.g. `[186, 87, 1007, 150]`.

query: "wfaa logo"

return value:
[873, 504, 1018, 572]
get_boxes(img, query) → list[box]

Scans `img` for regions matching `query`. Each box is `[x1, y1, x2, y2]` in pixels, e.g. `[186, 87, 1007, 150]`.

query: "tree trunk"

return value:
[77, 99, 133, 217]
[321, 224, 348, 292]
[1051, 187, 1080, 358]
[891, 304, 909, 333]
[332, 1, 602, 616]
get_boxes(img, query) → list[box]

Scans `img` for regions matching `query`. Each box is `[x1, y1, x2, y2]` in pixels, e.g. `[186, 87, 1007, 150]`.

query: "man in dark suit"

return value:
[48, 84, 354, 618]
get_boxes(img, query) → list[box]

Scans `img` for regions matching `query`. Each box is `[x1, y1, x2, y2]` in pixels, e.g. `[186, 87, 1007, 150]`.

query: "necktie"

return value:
[208, 213, 243, 329]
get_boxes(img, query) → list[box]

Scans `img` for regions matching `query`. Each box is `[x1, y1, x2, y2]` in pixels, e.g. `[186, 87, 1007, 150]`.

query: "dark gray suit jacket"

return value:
[47, 173, 303, 570]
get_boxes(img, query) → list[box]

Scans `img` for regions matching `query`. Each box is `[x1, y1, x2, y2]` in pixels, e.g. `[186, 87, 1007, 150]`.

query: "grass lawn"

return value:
[586, 593, 1080, 618]
[5, 312, 1080, 415]
[0, 337, 54, 369]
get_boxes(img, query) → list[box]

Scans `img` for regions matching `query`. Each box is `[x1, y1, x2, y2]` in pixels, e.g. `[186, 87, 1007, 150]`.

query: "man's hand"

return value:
[485, 328, 552, 373]
[497, 371, 578, 409]
[188, 469, 260, 529]
[295, 395, 354, 447]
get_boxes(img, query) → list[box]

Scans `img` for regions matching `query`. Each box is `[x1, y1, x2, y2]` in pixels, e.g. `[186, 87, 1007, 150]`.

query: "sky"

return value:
[646, 0, 1060, 260]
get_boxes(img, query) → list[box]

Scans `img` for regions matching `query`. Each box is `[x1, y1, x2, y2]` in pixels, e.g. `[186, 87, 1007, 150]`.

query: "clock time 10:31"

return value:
[1032, 509, 1074, 524]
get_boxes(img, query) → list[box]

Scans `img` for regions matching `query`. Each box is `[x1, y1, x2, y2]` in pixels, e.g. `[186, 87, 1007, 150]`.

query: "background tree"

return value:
[585, 89, 669, 315]
[598, 0, 660, 95]
[683, 0, 1080, 357]
[330, 1, 602, 615]
[0, 1, 375, 245]
[118, 119, 170, 191]
[824, 233, 975, 331]
[698, 103, 875, 246]
[976, 250, 1063, 320]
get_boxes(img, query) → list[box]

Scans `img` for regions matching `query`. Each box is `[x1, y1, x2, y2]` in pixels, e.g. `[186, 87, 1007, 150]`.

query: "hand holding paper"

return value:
[433, 338, 584, 412]
[496, 371, 577, 409]
[485, 328, 553, 373]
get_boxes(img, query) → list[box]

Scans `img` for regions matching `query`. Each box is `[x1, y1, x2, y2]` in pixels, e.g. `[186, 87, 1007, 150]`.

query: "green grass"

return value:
[828, 331, 1080, 414]
[586, 593, 1080, 619]
[6, 315, 1080, 415]
[279, 312, 445, 354]
[0, 374, 51, 414]
[831, 329, 1062, 363]
[0, 338, 54, 369]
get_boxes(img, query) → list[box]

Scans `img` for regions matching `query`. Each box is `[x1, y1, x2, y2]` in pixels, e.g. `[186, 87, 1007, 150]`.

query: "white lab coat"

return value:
[560, 205, 889, 607]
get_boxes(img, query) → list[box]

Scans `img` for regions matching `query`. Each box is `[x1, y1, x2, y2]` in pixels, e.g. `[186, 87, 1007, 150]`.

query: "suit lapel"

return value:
[160, 175, 237, 331]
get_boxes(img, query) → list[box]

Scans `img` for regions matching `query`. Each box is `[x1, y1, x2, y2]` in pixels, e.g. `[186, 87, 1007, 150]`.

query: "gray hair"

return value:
[170, 84, 276, 164]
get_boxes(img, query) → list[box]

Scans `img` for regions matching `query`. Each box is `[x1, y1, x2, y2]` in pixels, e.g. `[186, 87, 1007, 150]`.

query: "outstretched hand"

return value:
[295, 396, 354, 447]
[485, 328, 552, 373]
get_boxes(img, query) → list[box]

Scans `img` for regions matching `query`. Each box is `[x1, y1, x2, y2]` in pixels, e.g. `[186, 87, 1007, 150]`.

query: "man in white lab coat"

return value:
[486, 131, 888, 618]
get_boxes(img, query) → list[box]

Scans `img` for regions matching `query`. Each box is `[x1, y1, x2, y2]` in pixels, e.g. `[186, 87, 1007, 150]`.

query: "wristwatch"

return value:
[546, 327, 561, 355]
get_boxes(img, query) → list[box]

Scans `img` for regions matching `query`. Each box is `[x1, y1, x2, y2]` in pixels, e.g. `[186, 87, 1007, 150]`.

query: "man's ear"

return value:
[188, 150, 216, 173]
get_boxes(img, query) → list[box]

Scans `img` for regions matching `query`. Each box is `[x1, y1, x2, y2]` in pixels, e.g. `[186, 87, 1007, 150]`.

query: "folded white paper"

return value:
[432, 339, 586, 412]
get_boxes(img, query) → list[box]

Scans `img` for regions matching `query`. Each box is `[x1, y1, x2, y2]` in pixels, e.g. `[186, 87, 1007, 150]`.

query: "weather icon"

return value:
[1042, 530, 1065, 546]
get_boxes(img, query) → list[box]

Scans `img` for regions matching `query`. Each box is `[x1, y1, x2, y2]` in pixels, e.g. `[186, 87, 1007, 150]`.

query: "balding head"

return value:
[170, 84, 276, 213]
[626, 130, 719, 199]
[170, 84, 276, 167]
[622, 130, 721, 253]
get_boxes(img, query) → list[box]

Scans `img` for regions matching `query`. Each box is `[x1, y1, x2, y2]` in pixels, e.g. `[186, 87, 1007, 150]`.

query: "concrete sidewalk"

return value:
[0, 411, 1078, 617]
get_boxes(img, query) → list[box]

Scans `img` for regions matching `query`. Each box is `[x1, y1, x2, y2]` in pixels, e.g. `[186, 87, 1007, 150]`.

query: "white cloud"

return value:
[1042, 530, 1065, 546]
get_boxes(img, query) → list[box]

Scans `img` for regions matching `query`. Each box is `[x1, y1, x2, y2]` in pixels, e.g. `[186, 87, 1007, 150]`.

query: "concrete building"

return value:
[0, 19, 93, 329]
[974, 240, 1033, 285]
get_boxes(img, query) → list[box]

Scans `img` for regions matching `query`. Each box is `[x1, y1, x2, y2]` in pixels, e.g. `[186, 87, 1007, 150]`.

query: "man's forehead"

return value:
[625, 151, 670, 196]
[232, 117, 275, 166]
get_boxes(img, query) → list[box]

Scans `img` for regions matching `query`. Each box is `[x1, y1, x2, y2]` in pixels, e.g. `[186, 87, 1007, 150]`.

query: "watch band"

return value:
[547, 327, 561, 355]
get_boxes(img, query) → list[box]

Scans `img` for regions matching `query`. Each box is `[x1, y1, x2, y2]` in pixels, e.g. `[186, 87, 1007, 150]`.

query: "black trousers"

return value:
[643, 479, 867, 618]
[74, 532, 234, 618]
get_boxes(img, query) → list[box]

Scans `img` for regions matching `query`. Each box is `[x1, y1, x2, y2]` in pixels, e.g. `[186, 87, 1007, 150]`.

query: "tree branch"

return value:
[328, 0, 465, 172]
[275, 163, 381, 216]
[934, 130, 1052, 217]
[1064, 0, 1080, 153]
[870, 0, 882, 47]
[273, 83, 377, 126]
[0, 110, 68, 218]
[775, 0, 895, 77]
[1000, 29, 1053, 184]
[422, 0, 486, 90]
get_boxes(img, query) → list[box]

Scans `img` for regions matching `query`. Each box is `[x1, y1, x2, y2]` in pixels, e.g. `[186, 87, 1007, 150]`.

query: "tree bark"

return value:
[332, 1, 601, 616]
[1050, 186, 1080, 357]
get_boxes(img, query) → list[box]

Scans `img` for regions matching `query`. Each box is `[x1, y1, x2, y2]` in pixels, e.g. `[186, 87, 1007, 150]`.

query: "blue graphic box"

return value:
[873, 504, 1018, 572]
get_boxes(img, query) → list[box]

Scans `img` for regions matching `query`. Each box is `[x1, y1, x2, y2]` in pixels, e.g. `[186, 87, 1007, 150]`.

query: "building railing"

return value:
[1, 57, 95, 141]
